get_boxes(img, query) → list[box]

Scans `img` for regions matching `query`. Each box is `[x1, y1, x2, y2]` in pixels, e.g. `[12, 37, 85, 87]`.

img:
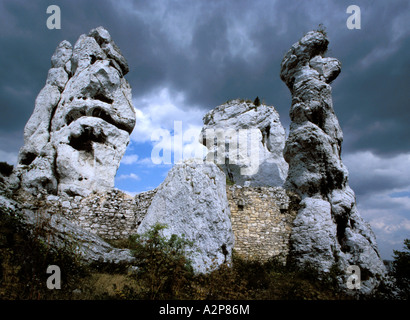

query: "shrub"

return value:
[392, 239, 410, 298]
[317, 23, 327, 37]
[253, 96, 261, 106]
[0, 209, 363, 300]
[0, 208, 88, 299]
[226, 175, 234, 186]
[193, 263, 249, 299]
[126, 223, 194, 299]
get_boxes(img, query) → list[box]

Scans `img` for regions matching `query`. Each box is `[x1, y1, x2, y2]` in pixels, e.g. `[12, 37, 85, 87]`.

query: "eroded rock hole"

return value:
[335, 215, 349, 253]
[221, 243, 228, 263]
[310, 107, 325, 129]
[69, 126, 107, 153]
[66, 109, 86, 126]
[289, 76, 295, 89]
[90, 54, 97, 65]
[93, 92, 114, 104]
[262, 124, 271, 150]
[20, 152, 37, 166]
[91, 107, 130, 133]
[309, 41, 328, 59]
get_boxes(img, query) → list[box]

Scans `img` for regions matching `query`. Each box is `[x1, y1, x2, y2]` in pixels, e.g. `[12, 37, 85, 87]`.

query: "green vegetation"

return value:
[391, 239, 410, 299]
[226, 175, 235, 186]
[89, 248, 351, 300]
[1, 213, 407, 300]
[122, 223, 194, 299]
[0, 216, 350, 300]
[0, 208, 88, 299]
[253, 96, 261, 107]
[316, 23, 327, 37]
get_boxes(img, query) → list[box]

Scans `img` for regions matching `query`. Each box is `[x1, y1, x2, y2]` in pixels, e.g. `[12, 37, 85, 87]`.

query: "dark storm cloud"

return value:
[343, 151, 410, 198]
[0, 0, 132, 151]
[331, 0, 410, 157]
[0, 0, 409, 159]
[0, 1, 115, 132]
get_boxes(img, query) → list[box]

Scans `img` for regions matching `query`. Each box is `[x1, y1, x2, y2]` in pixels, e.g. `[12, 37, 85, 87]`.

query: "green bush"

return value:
[253, 96, 261, 107]
[193, 262, 249, 299]
[226, 175, 234, 186]
[0, 211, 368, 300]
[125, 223, 194, 299]
[0, 208, 88, 299]
[93, 227, 352, 300]
[392, 239, 410, 298]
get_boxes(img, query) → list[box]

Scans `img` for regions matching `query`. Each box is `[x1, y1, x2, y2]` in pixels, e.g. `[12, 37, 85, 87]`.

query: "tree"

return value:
[392, 239, 410, 297]
[253, 96, 261, 107]
[128, 223, 194, 299]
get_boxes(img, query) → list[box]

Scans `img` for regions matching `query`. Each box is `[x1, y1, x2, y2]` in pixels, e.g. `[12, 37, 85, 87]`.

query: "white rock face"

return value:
[289, 197, 338, 271]
[137, 160, 234, 273]
[16, 26, 136, 197]
[280, 31, 386, 294]
[200, 99, 288, 187]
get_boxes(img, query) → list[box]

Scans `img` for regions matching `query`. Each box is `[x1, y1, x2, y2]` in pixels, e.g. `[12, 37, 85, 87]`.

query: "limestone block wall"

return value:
[227, 185, 298, 262]
[17, 184, 299, 262]
[44, 188, 157, 239]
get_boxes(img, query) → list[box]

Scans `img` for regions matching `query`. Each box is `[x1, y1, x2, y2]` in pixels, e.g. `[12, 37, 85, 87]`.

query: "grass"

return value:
[1, 210, 403, 300]
[52, 253, 352, 300]
[0, 207, 88, 299]
[0, 213, 352, 300]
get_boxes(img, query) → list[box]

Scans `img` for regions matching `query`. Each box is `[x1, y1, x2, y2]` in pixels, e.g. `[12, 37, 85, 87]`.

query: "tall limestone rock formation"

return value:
[16, 26, 136, 197]
[280, 30, 386, 293]
[200, 99, 288, 187]
[0, 27, 138, 265]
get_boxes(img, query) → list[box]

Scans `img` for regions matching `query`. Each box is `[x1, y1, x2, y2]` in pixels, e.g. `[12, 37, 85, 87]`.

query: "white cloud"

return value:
[358, 193, 410, 232]
[135, 157, 159, 168]
[0, 149, 18, 165]
[131, 87, 208, 163]
[132, 87, 203, 141]
[358, 196, 410, 259]
[116, 173, 140, 181]
[343, 150, 410, 258]
[359, 46, 398, 70]
[120, 154, 139, 165]
[391, 7, 410, 43]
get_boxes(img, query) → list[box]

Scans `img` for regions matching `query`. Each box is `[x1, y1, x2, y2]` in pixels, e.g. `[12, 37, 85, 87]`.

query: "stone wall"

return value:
[227, 185, 298, 262]
[14, 184, 299, 262]
[44, 188, 157, 239]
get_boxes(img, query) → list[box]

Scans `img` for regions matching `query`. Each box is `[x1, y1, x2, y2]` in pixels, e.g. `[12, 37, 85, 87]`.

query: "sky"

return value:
[0, 0, 409, 260]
